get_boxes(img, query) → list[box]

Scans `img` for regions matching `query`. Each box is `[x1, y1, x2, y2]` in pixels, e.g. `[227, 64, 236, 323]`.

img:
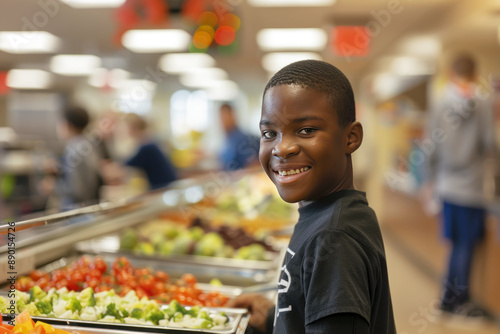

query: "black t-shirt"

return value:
[273, 190, 396, 334]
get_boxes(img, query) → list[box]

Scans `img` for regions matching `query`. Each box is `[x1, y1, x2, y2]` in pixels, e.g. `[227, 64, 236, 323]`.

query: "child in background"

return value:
[228, 60, 396, 333]
[57, 106, 102, 209]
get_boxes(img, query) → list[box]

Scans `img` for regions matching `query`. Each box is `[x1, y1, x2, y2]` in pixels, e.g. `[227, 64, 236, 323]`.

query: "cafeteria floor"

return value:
[385, 231, 500, 333]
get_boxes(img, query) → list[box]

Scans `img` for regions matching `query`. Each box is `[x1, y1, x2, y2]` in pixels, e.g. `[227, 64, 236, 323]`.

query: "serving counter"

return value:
[0, 168, 295, 334]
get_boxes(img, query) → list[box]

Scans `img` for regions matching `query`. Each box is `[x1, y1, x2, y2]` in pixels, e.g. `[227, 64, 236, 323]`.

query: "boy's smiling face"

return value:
[259, 84, 360, 203]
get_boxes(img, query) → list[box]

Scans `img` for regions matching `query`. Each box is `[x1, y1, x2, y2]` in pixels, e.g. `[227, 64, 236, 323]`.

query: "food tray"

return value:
[2, 307, 248, 334]
[75, 235, 283, 271]
[74, 237, 284, 287]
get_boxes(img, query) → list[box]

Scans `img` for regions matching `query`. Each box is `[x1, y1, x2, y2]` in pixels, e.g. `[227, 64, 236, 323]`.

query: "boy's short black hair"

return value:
[264, 59, 355, 127]
[63, 106, 90, 132]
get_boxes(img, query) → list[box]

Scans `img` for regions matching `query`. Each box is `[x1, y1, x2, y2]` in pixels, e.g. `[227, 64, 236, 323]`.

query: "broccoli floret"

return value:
[145, 309, 165, 325]
[172, 311, 183, 323]
[198, 310, 211, 321]
[78, 287, 96, 307]
[41, 288, 58, 305]
[15, 290, 30, 304]
[29, 286, 47, 303]
[67, 296, 82, 313]
[16, 299, 27, 313]
[130, 308, 144, 320]
[194, 318, 213, 329]
[35, 300, 53, 315]
[120, 308, 129, 318]
[185, 305, 201, 317]
[0, 296, 7, 313]
[165, 299, 183, 318]
[103, 303, 124, 322]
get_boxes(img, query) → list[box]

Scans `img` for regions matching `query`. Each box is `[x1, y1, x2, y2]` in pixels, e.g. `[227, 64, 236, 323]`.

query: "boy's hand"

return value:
[227, 293, 274, 332]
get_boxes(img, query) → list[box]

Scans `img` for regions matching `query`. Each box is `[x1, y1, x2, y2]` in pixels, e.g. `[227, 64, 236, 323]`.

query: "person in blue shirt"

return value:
[123, 113, 177, 190]
[219, 103, 259, 171]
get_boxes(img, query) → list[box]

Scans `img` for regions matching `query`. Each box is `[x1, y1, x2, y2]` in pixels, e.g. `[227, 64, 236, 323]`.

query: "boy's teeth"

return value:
[278, 167, 310, 176]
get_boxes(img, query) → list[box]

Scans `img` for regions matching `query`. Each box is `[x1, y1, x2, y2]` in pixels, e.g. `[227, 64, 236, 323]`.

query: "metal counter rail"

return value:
[0, 194, 173, 282]
[0, 199, 134, 234]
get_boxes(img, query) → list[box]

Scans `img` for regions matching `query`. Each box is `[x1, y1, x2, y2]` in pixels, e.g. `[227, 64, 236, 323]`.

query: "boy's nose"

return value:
[272, 136, 299, 159]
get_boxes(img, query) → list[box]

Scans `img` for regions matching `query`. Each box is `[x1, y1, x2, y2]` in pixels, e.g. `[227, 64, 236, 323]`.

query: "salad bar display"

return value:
[1, 170, 292, 333]
[13, 256, 230, 307]
[1, 288, 243, 332]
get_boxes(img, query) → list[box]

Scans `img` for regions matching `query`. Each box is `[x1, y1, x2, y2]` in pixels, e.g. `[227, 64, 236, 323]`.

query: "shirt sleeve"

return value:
[125, 146, 144, 168]
[480, 97, 498, 157]
[305, 313, 370, 334]
[302, 230, 376, 326]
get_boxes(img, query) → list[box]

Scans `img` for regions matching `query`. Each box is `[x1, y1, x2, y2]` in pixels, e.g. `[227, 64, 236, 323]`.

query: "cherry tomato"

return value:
[151, 281, 166, 296]
[118, 285, 132, 297]
[181, 273, 197, 286]
[55, 278, 69, 289]
[154, 271, 169, 282]
[92, 257, 108, 274]
[135, 287, 147, 299]
[135, 268, 150, 277]
[51, 269, 66, 283]
[101, 275, 114, 285]
[85, 269, 102, 281]
[83, 278, 100, 290]
[113, 257, 131, 273]
[30, 270, 49, 282]
[15, 277, 34, 291]
[138, 274, 155, 294]
[35, 277, 50, 290]
[77, 255, 93, 267]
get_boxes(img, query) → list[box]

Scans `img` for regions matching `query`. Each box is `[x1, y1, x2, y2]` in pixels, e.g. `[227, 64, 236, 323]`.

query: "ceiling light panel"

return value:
[205, 80, 240, 100]
[0, 31, 61, 54]
[50, 55, 101, 76]
[60, 0, 126, 8]
[122, 29, 191, 53]
[159, 53, 216, 74]
[249, 0, 335, 6]
[7, 69, 53, 89]
[257, 28, 327, 51]
[180, 68, 228, 88]
[262, 52, 322, 73]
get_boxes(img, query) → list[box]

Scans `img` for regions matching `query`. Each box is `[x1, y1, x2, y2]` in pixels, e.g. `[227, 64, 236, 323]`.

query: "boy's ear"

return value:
[345, 121, 363, 154]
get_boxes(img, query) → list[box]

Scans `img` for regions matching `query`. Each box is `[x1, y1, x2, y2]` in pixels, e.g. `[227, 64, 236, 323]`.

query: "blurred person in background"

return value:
[42, 106, 103, 210]
[122, 113, 177, 190]
[219, 103, 260, 171]
[424, 53, 498, 319]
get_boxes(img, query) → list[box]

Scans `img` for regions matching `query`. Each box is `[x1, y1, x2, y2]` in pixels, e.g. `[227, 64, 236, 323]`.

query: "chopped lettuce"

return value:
[10, 288, 230, 330]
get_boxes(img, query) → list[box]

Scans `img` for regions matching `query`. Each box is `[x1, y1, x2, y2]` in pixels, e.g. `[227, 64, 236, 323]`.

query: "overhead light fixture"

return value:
[0, 31, 61, 54]
[7, 69, 53, 89]
[205, 80, 239, 100]
[257, 28, 327, 51]
[122, 29, 191, 53]
[50, 55, 101, 76]
[159, 53, 216, 74]
[179, 68, 228, 88]
[248, 0, 335, 6]
[262, 52, 322, 73]
[60, 0, 126, 8]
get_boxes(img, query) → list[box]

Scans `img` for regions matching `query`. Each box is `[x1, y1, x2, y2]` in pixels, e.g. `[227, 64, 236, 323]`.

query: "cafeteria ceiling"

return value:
[0, 0, 499, 94]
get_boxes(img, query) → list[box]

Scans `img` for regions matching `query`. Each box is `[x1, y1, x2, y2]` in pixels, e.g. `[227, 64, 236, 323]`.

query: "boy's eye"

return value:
[298, 128, 317, 135]
[261, 131, 276, 139]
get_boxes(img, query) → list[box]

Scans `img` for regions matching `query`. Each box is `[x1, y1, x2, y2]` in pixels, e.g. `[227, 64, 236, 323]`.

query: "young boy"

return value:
[227, 60, 396, 333]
